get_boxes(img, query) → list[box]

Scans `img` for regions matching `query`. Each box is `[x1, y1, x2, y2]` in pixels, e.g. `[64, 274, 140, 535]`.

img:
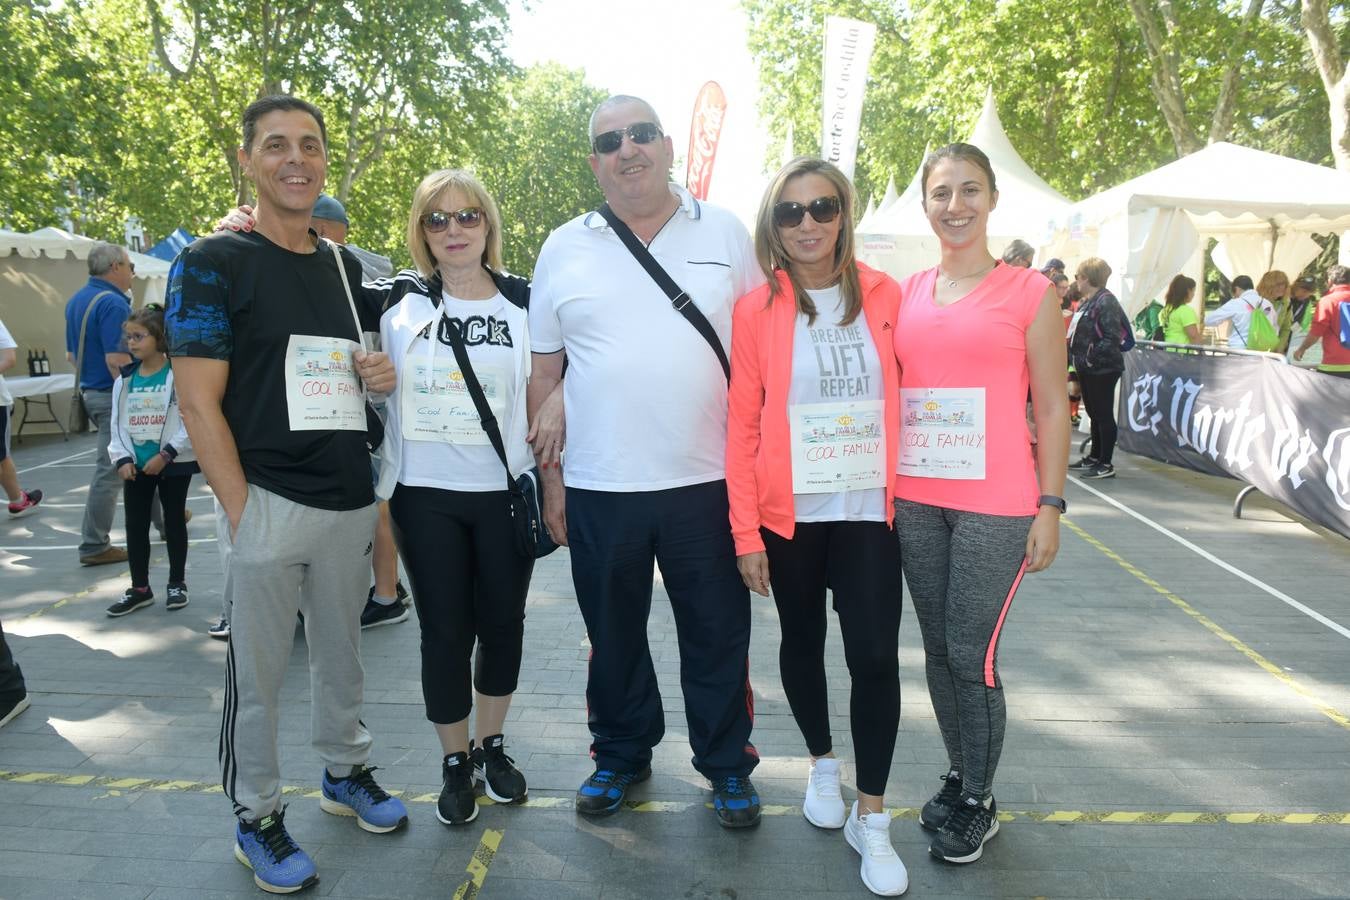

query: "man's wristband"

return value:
[1038, 494, 1067, 514]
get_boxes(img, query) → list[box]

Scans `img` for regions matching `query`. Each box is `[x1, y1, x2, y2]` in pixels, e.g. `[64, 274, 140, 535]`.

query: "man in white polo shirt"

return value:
[527, 95, 766, 828]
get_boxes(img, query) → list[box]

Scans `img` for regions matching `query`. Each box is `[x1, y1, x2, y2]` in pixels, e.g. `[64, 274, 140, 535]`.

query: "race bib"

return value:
[789, 400, 886, 494]
[283, 334, 366, 432]
[400, 355, 505, 446]
[126, 384, 169, 443]
[898, 387, 986, 479]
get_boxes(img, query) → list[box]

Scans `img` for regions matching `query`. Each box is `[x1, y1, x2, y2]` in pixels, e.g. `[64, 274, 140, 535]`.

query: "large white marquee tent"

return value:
[1041, 142, 1350, 316]
[857, 91, 1072, 281]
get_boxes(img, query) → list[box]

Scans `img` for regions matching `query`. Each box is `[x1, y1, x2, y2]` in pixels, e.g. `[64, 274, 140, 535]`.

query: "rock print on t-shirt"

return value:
[436, 314, 513, 348]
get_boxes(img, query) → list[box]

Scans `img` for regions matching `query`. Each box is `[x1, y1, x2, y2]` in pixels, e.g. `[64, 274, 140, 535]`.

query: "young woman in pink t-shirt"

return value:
[891, 143, 1069, 864]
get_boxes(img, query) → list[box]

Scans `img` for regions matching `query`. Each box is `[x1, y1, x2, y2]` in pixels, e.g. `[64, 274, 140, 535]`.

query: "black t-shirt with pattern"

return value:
[165, 230, 382, 511]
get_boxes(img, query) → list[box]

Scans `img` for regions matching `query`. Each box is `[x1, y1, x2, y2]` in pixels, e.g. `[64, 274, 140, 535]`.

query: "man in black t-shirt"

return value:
[166, 95, 407, 894]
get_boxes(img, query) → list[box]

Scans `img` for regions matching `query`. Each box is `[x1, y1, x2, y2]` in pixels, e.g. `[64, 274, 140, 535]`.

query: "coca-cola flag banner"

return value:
[821, 16, 876, 180]
[1118, 345, 1350, 539]
[685, 81, 727, 201]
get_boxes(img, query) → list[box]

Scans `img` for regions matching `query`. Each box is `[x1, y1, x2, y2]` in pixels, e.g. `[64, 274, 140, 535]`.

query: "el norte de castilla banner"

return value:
[1118, 346, 1350, 540]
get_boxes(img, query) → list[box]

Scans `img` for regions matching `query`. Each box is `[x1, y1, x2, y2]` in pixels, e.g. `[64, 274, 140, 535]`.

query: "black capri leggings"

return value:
[123, 472, 192, 588]
[761, 520, 902, 796]
[389, 484, 534, 724]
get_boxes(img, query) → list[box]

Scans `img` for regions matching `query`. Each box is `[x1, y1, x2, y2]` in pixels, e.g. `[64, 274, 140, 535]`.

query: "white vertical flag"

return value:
[821, 16, 877, 180]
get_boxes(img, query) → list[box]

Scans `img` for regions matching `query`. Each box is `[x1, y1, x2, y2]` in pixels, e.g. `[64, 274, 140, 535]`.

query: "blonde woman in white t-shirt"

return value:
[375, 170, 537, 828]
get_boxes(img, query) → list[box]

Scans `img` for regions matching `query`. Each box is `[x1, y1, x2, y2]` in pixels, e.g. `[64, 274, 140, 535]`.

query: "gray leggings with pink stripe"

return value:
[894, 499, 1033, 800]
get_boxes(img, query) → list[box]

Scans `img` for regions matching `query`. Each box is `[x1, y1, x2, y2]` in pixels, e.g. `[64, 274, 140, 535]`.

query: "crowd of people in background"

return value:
[0, 88, 1348, 900]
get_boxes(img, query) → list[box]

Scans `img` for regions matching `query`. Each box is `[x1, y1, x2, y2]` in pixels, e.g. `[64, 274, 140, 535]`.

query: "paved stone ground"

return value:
[2, 430, 1348, 899]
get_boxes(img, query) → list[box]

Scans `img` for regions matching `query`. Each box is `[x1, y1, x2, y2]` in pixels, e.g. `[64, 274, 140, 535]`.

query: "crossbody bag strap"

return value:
[595, 203, 731, 382]
[326, 240, 371, 402]
[74, 290, 115, 390]
[439, 317, 516, 492]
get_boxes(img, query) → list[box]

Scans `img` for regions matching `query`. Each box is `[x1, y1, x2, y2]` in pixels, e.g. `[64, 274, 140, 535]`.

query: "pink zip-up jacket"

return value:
[726, 262, 902, 556]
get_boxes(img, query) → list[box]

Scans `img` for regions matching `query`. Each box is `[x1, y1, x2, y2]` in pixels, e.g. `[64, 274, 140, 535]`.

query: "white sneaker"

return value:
[802, 757, 846, 829]
[844, 801, 909, 897]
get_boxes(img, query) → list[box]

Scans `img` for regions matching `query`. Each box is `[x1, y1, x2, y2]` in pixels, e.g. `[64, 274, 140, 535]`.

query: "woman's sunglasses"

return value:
[591, 122, 663, 155]
[772, 195, 841, 228]
[421, 208, 483, 232]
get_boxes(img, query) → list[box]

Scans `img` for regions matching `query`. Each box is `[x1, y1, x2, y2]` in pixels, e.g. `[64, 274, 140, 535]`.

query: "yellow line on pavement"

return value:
[1062, 517, 1350, 732]
[2, 770, 1347, 826]
[452, 828, 503, 900]
[20, 553, 168, 620]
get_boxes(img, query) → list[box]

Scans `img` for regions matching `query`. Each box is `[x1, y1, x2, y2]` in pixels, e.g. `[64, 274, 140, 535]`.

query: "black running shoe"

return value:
[437, 751, 478, 826]
[920, 769, 963, 832]
[1068, 456, 1098, 470]
[930, 794, 999, 864]
[711, 775, 762, 828]
[397, 581, 411, 608]
[107, 587, 154, 617]
[165, 583, 190, 610]
[575, 766, 651, 816]
[472, 734, 527, 804]
[1083, 462, 1116, 479]
[359, 596, 409, 629]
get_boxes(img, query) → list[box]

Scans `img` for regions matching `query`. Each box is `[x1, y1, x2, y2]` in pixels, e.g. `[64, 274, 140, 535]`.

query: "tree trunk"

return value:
[1125, 0, 1203, 154]
[1207, 0, 1264, 144]
[1302, 0, 1350, 171]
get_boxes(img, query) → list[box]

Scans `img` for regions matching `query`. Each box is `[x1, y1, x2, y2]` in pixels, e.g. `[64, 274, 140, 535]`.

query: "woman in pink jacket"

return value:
[726, 157, 907, 897]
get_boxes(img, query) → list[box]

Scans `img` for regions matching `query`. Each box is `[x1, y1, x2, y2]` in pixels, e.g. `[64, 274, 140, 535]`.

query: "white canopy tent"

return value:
[858, 91, 1071, 280]
[0, 227, 171, 304]
[1041, 142, 1350, 316]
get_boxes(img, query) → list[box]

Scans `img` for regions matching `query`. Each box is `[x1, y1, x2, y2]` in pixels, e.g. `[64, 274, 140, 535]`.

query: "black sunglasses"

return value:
[591, 122, 663, 155]
[420, 208, 483, 232]
[772, 195, 842, 228]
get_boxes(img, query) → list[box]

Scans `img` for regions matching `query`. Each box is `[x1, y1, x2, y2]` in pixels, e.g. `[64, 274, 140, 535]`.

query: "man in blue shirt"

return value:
[64, 242, 134, 565]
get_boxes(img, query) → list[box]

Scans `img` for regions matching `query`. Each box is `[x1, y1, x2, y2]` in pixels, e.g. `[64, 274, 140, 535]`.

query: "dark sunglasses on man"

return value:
[772, 195, 841, 228]
[591, 122, 663, 155]
[420, 207, 484, 232]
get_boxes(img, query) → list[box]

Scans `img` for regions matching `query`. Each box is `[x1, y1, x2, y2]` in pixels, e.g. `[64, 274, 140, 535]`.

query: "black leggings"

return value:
[389, 484, 534, 725]
[761, 520, 902, 796]
[123, 472, 191, 588]
[1079, 371, 1121, 463]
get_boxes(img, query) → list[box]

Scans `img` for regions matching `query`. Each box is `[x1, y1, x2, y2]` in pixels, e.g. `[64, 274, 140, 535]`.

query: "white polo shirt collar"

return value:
[582, 183, 702, 231]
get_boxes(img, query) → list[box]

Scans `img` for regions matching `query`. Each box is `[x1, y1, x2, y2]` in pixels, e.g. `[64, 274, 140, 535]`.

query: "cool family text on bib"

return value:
[789, 400, 887, 493]
[283, 334, 366, 431]
[897, 387, 986, 479]
[400, 331, 505, 446]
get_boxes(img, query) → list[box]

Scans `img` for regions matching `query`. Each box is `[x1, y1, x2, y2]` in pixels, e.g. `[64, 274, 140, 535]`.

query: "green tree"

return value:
[470, 63, 608, 277]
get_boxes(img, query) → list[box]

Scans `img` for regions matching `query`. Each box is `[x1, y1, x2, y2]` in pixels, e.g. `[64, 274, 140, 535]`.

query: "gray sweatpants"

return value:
[894, 498, 1032, 800]
[217, 484, 377, 821]
[78, 388, 120, 557]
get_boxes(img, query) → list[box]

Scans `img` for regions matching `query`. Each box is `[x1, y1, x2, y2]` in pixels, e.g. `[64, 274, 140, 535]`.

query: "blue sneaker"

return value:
[233, 807, 317, 894]
[574, 765, 651, 816]
[711, 775, 762, 828]
[319, 766, 409, 834]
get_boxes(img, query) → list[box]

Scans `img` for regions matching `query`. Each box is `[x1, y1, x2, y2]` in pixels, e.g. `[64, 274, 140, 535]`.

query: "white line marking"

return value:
[22, 496, 215, 509]
[15, 448, 95, 475]
[1069, 475, 1350, 641]
[0, 537, 218, 552]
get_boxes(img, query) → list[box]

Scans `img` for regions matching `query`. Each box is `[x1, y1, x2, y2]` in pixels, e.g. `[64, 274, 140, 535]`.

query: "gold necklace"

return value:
[939, 260, 997, 289]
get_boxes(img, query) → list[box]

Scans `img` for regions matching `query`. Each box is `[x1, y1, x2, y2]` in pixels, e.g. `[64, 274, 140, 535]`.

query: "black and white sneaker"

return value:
[437, 751, 478, 825]
[165, 583, 190, 610]
[207, 616, 230, 640]
[106, 587, 154, 617]
[472, 734, 528, 804]
[930, 794, 999, 864]
[396, 581, 411, 608]
[920, 769, 963, 832]
[1083, 462, 1116, 479]
[360, 595, 409, 629]
[1068, 456, 1098, 471]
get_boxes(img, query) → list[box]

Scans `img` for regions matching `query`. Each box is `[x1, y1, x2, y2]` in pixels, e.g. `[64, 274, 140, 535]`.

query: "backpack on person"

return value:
[1244, 300, 1279, 352]
[1338, 299, 1350, 349]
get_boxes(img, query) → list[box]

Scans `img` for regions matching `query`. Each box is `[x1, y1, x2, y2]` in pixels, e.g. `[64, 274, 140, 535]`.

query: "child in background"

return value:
[105, 306, 198, 617]
[0, 317, 43, 517]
